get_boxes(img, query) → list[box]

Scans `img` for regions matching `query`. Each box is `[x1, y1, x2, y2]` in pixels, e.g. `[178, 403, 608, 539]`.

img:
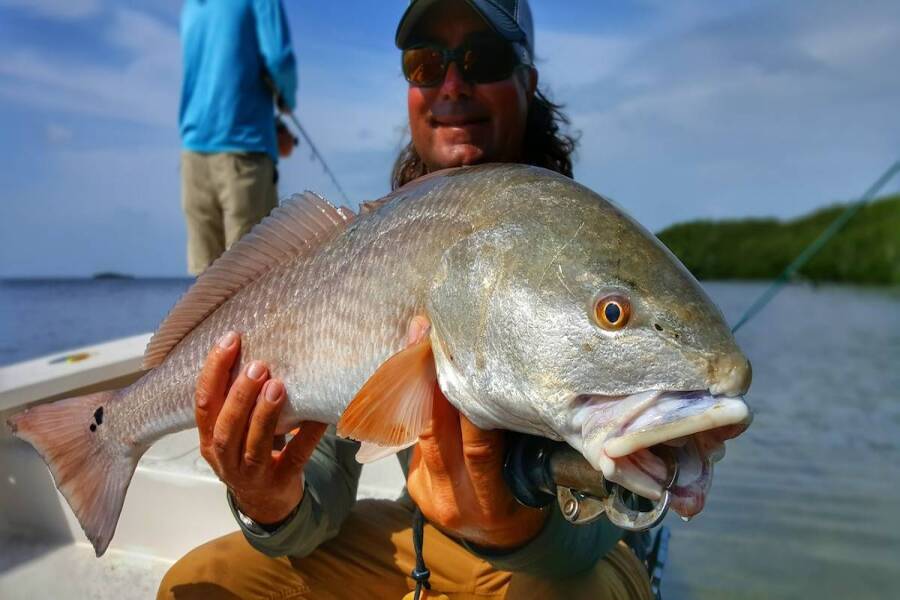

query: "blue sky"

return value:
[1, 0, 898, 277]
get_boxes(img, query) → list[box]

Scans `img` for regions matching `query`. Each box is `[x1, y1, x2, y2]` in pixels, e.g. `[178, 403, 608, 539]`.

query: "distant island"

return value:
[657, 195, 900, 285]
[92, 272, 135, 280]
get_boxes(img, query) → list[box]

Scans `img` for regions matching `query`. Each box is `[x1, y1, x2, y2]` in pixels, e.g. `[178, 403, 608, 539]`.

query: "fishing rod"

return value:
[731, 159, 900, 333]
[262, 72, 352, 205]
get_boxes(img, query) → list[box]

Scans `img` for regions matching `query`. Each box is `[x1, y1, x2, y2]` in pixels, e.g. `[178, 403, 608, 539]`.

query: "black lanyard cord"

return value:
[411, 505, 432, 599]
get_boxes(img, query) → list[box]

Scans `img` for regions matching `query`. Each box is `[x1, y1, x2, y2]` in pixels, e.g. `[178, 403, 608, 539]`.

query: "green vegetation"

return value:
[656, 195, 900, 284]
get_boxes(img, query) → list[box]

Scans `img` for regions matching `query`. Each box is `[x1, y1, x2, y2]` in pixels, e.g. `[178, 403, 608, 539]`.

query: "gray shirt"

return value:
[228, 426, 624, 578]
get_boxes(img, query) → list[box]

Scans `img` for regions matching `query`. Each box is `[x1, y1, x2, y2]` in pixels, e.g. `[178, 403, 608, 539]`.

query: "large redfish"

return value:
[8, 164, 751, 556]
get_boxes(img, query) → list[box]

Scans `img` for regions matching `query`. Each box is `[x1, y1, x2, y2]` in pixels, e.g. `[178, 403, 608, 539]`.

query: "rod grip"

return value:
[503, 434, 609, 508]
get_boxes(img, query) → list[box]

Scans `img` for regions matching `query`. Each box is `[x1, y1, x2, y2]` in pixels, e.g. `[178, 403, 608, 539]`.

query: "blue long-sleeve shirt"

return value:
[179, 0, 297, 161]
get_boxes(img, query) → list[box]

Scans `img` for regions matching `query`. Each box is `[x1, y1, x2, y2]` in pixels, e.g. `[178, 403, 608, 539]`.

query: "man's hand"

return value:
[404, 317, 548, 550]
[195, 331, 326, 525]
[276, 119, 296, 158]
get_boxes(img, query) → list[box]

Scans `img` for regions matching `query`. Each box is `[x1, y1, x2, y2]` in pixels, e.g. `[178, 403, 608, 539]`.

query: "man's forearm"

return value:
[253, 0, 298, 110]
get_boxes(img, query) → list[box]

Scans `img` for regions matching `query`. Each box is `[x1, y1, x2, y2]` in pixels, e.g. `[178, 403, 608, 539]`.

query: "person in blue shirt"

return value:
[179, 0, 297, 275]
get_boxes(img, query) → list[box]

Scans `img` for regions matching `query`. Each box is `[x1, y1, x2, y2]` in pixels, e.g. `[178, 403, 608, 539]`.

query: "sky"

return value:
[1, 0, 898, 277]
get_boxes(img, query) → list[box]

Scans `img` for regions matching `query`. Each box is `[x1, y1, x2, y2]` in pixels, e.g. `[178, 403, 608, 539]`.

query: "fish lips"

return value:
[579, 390, 752, 518]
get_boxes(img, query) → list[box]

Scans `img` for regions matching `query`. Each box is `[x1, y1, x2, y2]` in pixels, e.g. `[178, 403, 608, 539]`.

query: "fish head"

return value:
[426, 168, 751, 518]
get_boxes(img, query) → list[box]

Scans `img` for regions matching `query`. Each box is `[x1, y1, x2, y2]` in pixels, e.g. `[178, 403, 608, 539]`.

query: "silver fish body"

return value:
[8, 163, 751, 556]
[123, 165, 541, 442]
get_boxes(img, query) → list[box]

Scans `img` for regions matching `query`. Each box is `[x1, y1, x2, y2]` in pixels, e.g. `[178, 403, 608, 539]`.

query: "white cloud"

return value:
[0, 0, 101, 20]
[106, 6, 181, 60]
[45, 123, 73, 143]
[797, 19, 900, 69]
[536, 0, 900, 229]
[3, 1, 900, 276]
[0, 7, 180, 128]
[0, 6, 401, 159]
[288, 37, 407, 153]
[536, 30, 638, 93]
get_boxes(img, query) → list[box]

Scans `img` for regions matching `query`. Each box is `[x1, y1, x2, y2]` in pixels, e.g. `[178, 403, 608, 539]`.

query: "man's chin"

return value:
[428, 144, 489, 170]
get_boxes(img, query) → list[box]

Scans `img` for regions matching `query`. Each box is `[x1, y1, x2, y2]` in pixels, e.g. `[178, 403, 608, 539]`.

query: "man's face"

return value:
[407, 2, 536, 171]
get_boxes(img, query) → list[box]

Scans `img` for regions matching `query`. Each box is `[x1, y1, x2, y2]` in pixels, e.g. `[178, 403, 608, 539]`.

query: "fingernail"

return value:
[217, 331, 237, 349]
[246, 361, 266, 380]
[265, 380, 283, 403]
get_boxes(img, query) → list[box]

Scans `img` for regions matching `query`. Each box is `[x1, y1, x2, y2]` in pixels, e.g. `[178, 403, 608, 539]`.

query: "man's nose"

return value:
[438, 62, 472, 100]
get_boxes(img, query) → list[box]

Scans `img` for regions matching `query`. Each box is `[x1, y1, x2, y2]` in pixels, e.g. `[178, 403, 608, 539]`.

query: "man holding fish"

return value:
[7, 1, 751, 598]
[161, 2, 656, 598]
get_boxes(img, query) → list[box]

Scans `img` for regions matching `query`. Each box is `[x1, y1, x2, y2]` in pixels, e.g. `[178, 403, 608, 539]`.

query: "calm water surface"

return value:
[1, 279, 898, 599]
[0, 278, 191, 366]
[666, 283, 900, 600]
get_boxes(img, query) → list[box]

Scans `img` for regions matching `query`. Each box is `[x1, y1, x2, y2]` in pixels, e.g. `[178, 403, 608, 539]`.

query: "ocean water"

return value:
[665, 283, 900, 600]
[1, 279, 899, 599]
[0, 278, 192, 366]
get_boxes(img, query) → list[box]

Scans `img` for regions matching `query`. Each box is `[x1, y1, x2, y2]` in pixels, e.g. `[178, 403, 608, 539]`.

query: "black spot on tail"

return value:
[89, 406, 104, 432]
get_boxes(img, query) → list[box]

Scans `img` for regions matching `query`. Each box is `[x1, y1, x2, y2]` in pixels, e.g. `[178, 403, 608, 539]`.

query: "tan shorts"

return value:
[181, 150, 278, 275]
[157, 499, 652, 600]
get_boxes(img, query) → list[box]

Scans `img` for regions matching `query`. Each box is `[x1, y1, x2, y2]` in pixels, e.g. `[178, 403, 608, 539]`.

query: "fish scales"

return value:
[117, 166, 502, 446]
[7, 163, 753, 556]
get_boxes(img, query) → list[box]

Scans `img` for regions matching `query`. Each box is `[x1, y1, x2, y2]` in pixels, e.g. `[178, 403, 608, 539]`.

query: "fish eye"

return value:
[594, 295, 631, 331]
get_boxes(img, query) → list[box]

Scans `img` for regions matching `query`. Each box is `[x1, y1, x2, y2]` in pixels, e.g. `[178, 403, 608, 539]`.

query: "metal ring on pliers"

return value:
[557, 447, 679, 531]
[603, 448, 679, 531]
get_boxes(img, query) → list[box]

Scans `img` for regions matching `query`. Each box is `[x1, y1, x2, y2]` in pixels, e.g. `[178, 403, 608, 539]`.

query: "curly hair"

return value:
[390, 86, 578, 190]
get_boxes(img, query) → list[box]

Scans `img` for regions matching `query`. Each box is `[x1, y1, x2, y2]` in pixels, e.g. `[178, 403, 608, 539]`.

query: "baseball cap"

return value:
[395, 0, 534, 63]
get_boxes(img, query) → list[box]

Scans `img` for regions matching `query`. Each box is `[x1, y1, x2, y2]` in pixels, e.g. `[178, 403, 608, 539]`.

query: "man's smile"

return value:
[429, 113, 490, 128]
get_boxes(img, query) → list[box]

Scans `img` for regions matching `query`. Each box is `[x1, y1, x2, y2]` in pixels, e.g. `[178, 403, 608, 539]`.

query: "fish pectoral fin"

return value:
[355, 440, 416, 463]
[337, 336, 436, 451]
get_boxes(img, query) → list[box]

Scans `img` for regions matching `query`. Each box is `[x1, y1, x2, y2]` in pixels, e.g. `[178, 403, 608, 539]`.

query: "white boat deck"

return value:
[0, 336, 407, 599]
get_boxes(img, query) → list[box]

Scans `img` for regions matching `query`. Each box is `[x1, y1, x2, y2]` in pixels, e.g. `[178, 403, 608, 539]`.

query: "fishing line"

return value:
[731, 159, 900, 333]
[263, 73, 352, 205]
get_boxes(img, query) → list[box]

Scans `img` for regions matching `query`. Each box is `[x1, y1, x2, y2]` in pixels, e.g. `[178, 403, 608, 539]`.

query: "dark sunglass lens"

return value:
[462, 41, 517, 83]
[403, 47, 445, 86]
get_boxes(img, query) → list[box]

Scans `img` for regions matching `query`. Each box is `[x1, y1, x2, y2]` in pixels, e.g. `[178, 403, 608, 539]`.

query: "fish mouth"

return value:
[577, 390, 752, 518]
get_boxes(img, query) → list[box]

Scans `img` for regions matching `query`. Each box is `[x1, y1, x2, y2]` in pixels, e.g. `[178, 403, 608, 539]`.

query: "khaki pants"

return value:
[181, 150, 278, 275]
[158, 499, 652, 600]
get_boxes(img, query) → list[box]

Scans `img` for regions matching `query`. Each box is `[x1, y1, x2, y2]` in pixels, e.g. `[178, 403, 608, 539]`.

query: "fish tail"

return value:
[6, 389, 142, 557]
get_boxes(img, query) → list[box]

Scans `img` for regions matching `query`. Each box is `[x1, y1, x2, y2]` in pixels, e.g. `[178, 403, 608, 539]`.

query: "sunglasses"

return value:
[402, 37, 529, 87]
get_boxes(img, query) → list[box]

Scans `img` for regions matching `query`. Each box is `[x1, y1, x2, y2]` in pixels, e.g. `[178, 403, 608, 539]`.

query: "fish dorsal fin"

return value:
[337, 336, 437, 451]
[143, 192, 354, 369]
